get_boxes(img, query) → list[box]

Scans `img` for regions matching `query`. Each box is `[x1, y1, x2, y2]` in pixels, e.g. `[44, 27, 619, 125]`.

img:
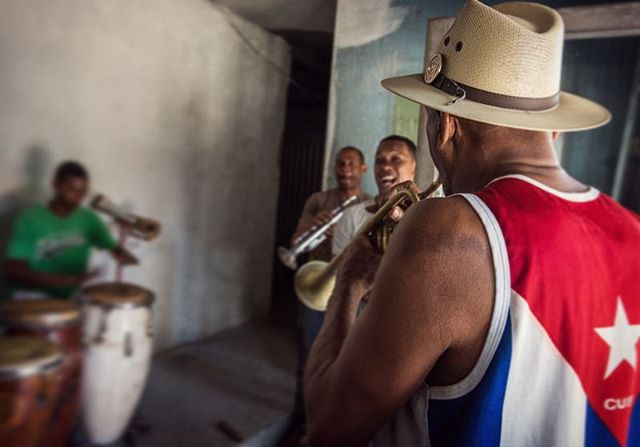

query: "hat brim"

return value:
[381, 74, 611, 132]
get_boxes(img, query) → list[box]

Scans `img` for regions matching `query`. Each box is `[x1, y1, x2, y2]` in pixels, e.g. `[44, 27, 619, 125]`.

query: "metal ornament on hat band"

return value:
[424, 53, 443, 84]
[424, 53, 467, 106]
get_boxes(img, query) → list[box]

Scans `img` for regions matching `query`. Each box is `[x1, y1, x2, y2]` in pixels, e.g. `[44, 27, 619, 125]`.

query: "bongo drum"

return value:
[0, 336, 63, 447]
[81, 282, 154, 445]
[0, 300, 82, 447]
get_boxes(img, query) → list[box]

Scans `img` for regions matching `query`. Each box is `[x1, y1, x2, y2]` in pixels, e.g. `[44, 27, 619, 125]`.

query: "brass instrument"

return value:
[90, 194, 161, 241]
[294, 179, 442, 311]
[278, 195, 358, 270]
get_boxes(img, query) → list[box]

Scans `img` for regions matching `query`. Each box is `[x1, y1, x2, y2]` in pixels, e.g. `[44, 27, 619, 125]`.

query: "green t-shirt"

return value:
[6, 204, 118, 298]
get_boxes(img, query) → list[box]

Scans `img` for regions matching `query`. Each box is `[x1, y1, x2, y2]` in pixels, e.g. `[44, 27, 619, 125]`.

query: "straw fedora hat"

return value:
[381, 0, 611, 132]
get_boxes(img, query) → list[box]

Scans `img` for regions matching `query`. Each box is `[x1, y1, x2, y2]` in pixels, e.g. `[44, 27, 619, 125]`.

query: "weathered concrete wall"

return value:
[0, 0, 290, 349]
[325, 0, 623, 193]
[216, 0, 336, 32]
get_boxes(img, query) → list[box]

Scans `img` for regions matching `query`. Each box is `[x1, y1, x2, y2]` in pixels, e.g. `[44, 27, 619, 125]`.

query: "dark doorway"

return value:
[270, 30, 333, 318]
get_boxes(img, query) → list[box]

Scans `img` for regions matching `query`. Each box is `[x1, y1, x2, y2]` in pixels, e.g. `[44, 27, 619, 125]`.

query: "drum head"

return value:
[82, 282, 154, 308]
[0, 337, 62, 380]
[0, 299, 80, 328]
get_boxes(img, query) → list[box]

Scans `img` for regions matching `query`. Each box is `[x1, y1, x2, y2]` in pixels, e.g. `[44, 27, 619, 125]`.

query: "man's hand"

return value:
[334, 236, 382, 302]
[68, 269, 99, 286]
[292, 210, 336, 244]
[368, 180, 421, 222]
[332, 181, 420, 303]
[312, 210, 335, 237]
[111, 247, 138, 266]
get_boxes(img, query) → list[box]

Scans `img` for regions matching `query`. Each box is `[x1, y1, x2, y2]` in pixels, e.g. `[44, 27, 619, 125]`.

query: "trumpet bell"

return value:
[91, 194, 161, 241]
[131, 217, 161, 241]
[277, 247, 298, 270]
[294, 260, 336, 311]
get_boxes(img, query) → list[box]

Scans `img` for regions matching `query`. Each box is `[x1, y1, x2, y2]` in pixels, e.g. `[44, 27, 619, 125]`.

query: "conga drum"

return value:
[0, 336, 64, 447]
[81, 282, 154, 445]
[0, 299, 82, 447]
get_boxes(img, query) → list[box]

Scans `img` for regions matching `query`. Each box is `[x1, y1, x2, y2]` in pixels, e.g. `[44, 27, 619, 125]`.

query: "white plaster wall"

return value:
[0, 0, 290, 349]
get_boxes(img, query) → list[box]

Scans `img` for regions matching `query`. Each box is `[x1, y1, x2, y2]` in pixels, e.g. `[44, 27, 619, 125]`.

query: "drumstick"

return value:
[116, 226, 127, 283]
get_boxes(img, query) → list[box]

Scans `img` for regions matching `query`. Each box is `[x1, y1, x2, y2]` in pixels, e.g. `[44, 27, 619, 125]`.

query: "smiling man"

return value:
[332, 135, 417, 256]
[292, 146, 371, 262]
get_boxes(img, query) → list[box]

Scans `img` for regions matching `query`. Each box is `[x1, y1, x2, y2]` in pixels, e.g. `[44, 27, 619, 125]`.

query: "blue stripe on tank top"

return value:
[427, 316, 512, 447]
[585, 394, 640, 447]
[585, 401, 621, 446]
[628, 395, 640, 446]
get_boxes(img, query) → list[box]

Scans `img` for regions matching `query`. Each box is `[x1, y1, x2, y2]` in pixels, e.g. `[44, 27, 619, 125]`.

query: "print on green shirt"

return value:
[6, 204, 118, 298]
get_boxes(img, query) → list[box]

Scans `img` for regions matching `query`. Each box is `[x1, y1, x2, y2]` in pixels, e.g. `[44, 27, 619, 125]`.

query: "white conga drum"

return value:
[80, 282, 154, 445]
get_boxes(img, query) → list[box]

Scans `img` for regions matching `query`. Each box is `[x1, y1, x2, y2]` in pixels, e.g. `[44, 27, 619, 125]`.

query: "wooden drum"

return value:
[0, 299, 82, 447]
[81, 282, 154, 445]
[0, 336, 64, 447]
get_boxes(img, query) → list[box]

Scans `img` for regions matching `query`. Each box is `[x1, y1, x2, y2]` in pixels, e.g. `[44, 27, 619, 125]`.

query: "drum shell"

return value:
[81, 301, 153, 445]
[5, 323, 82, 447]
[0, 360, 62, 447]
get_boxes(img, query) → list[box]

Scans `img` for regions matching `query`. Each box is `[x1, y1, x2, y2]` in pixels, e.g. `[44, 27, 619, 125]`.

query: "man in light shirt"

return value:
[332, 135, 417, 257]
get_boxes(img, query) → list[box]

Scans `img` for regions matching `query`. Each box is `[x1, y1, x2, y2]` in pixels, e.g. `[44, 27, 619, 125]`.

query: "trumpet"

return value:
[91, 194, 162, 241]
[278, 195, 358, 270]
[294, 179, 442, 311]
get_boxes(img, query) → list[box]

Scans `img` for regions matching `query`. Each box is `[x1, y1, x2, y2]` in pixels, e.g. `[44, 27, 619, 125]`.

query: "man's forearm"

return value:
[303, 282, 363, 444]
[291, 219, 313, 245]
[6, 262, 78, 288]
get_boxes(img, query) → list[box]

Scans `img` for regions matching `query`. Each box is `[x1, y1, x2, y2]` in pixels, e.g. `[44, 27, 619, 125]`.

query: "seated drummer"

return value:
[332, 135, 417, 257]
[5, 161, 137, 300]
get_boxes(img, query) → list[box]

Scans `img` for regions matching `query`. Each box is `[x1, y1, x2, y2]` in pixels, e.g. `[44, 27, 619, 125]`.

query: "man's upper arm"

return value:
[319, 196, 494, 441]
[6, 212, 35, 261]
[292, 193, 320, 241]
[88, 211, 118, 250]
[301, 192, 320, 222]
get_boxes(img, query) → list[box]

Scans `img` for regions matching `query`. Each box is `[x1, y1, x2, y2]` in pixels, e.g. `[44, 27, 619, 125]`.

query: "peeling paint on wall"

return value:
[334, 0, 412, 49]
[324, 0, 430, 194]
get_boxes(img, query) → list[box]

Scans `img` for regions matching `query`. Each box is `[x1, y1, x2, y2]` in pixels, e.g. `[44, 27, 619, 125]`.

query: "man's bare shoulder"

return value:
[375, 194, 494, 356]
[392, 195, 489, 260]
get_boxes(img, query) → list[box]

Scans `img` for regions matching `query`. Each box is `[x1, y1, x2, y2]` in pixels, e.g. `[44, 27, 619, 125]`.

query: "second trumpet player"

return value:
[286, 145, 370, 441]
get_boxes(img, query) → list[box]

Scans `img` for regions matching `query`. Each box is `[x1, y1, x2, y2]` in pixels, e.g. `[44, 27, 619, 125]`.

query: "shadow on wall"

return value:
[0, 145, 52, 296]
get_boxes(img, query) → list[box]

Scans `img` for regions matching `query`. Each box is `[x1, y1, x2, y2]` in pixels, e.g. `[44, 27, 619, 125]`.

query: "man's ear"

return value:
[362, 163, 368, 173]
[438, 112, 457, 150]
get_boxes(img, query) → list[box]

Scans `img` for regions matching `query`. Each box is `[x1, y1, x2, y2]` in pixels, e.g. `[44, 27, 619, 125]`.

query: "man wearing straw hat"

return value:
[303, 1, 640, 446]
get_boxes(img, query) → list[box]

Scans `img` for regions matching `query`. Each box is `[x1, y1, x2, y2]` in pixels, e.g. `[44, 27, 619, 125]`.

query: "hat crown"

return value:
[435, 0, 564, 99]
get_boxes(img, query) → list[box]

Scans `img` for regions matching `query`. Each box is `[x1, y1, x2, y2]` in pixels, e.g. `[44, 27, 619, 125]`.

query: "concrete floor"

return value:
[130, 317, 297, 447]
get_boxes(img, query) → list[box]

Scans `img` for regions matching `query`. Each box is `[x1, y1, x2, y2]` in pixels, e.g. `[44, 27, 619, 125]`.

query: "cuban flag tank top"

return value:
[371, 174, 640, 446]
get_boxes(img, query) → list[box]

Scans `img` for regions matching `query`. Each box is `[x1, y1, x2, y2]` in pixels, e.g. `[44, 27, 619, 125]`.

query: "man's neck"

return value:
[449, 137, 585, 195]
[48, 199, 76, 217]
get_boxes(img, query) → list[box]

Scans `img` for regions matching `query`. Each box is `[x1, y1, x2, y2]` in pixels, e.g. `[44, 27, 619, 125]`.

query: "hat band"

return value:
[431, 74, 560, 111]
